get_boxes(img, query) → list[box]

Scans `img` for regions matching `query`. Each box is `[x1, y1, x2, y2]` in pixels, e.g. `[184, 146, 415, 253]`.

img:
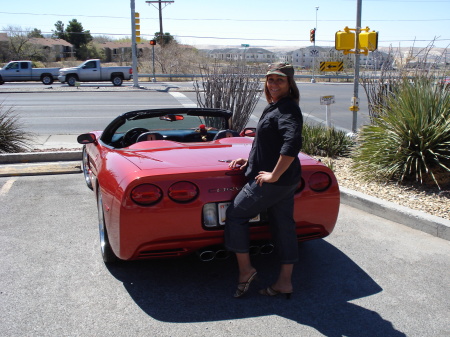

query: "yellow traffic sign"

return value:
[320, 61, 344, 72]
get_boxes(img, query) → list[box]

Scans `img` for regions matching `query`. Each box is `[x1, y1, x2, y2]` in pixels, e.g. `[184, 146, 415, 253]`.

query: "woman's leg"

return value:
[272, 264, 294, 293]
[266, 184, 298, 293]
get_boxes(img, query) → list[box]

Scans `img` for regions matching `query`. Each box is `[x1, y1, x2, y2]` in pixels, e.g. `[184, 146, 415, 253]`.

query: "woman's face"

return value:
[266, 74, 290, 102]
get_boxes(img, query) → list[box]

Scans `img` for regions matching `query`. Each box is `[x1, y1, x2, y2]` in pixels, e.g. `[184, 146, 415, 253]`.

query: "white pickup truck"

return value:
[0, 61, 60, 85]
[58, 59, 132, 86]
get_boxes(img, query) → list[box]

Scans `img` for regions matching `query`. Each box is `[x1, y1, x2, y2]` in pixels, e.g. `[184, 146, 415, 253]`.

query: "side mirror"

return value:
[240, 127, 256, 137]
[77, 133, 97, 144]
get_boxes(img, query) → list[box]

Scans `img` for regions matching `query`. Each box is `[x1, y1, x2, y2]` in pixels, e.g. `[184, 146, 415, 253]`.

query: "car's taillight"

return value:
[168, 181, 199, 202]
[295, 178, 305, 194]
[129, 68, 132, 74]
[308, 172, 332, 192]
[131, 184, 162, 205]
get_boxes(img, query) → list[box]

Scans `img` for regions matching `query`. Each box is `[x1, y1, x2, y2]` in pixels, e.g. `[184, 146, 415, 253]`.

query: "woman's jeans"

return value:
[224, 179, 299, 264]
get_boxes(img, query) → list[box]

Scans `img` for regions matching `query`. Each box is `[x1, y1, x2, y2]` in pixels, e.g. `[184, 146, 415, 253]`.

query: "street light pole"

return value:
[311, 6, 319, 83]
[130, 0, 139, 88]
[352, 0, 362, 133]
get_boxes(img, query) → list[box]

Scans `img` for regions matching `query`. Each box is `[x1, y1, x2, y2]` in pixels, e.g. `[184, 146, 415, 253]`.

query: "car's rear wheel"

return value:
[112, 75, 123, 86]
[41, 74, 54, 85]
[82, 146, 93, 190]
[97, 188, 119, 264]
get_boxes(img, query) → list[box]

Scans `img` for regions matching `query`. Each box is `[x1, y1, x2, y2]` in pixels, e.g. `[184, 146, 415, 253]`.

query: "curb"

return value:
[0, 151, 82, 164]
[0, 151, 448, 241]
[340, 187, 450, 241]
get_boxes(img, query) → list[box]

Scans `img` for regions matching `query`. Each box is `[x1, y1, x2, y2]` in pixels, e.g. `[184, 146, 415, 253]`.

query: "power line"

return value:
[0, 11, 449, 23]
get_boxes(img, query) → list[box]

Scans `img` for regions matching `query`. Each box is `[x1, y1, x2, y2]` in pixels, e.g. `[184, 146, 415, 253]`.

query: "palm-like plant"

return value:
[302, 124, 355, 158]
[0, 105, 33, 153]
[353, 77, 450, 188]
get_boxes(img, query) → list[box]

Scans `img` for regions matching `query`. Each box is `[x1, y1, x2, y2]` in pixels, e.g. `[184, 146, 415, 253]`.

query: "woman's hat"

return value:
[266, 62, 294, 77]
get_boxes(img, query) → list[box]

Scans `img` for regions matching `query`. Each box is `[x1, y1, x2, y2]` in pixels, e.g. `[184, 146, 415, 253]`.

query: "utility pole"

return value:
[146, 0, 174, 45]
[130, 0, 139, 88]
[352, 0, 362, 133]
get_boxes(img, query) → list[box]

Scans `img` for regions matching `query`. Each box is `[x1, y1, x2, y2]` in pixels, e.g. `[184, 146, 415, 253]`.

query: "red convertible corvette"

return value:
[78, 108, 340, 263]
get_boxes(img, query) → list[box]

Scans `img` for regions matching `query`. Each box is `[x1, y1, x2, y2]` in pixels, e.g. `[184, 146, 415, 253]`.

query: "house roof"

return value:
[29, 38, 73, 47]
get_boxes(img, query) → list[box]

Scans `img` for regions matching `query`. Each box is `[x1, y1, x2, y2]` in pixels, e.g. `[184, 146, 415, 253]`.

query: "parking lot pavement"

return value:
[1, 173, 449, 337]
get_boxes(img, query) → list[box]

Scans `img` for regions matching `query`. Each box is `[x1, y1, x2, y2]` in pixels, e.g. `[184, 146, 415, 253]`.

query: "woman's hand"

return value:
[255, 171, 278, 186]
[229, 158, 248, 170]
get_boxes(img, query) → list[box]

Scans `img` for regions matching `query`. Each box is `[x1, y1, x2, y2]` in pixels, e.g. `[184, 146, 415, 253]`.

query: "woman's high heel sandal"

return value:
[259, 286, 293, 299]
[234, 271, 258, 298]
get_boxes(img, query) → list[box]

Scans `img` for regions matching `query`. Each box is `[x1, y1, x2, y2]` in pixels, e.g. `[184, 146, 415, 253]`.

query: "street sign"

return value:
[310, 48, 319, 58]
[320, 61, 344, 72]
[320, 95, 335, 105]
[241, 44, 250, 47]
[320, 95, 336, 128]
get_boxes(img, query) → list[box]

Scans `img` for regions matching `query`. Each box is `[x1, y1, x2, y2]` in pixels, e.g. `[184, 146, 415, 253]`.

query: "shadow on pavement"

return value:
[107, 239, 406, 337]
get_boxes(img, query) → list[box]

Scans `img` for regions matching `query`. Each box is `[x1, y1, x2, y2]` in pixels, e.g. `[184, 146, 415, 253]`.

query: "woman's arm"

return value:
[228, 158, 248, 170]
[255, 154, 295, 186]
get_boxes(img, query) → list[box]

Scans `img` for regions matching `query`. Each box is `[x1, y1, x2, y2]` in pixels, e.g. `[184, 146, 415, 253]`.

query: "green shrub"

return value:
[353, 77, 450, 188]
[0, 105, 33, 153]
[302, 123, 355, 158]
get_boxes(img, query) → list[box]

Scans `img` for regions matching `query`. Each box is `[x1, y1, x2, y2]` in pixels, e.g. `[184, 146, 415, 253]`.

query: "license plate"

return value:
[218, 202, 260, 225]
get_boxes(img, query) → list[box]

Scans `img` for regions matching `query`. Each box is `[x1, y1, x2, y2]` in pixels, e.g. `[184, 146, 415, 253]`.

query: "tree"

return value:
[51, 19, 92, 59]
[154, 32, 175, 46]
[65, 19, 93, 59]
[3, 26, 48, 61]
[28, 28, 44, 38]
[52, 21, 67, 40]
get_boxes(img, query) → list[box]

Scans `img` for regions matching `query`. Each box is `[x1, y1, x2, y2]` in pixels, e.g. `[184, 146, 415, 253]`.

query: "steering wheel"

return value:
[122, 127, 149, 147]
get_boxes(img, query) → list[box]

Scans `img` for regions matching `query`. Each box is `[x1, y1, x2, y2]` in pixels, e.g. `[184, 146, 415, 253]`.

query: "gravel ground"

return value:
[318, 156, 450, 221]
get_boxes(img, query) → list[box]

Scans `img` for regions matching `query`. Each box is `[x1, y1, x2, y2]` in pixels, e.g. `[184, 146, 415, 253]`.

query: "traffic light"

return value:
[135, 12, 141, 43]
[310, 29, 316, 43]
[359, 29, 378, 51]
[150, 40, 157, 46]
[335, 27, 355, 51]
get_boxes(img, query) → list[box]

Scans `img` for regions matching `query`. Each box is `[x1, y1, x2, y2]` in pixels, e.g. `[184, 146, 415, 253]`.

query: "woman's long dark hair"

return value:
[264, 76, 300, 105]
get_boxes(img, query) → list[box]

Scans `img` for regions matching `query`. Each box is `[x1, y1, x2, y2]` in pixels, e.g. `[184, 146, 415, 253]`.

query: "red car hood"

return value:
[119, 139, 319, 171]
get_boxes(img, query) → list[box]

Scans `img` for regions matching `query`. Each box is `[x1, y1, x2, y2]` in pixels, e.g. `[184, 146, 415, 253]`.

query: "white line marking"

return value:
[169, 92, 197, 108]
[0, 178, 16, 197]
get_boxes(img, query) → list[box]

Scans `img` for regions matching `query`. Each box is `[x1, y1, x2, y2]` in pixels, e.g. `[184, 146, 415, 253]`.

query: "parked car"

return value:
[78, 108, 340, 263]
[0, 61, 59, 85]
[58, 59, 132, 86]
[440, 77, 450, 88]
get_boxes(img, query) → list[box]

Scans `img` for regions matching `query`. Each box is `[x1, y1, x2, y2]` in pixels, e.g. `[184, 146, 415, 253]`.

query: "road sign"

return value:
[320, 61, 344, 72]
[320, 95, 335, 105]
[241, 44, 250, 47]
[310, 48, 319, 58]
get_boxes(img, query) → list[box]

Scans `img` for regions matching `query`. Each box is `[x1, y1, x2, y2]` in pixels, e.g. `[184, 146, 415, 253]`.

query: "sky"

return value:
[0, 0, 449, 50]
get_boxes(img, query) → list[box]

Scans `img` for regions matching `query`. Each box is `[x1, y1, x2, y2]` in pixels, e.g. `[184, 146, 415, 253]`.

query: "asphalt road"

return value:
[1, 174, 449, 337]
[1, 81, 371, 134]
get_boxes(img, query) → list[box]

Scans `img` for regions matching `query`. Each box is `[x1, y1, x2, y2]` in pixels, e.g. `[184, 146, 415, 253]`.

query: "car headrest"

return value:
[136, 132, 164, 142]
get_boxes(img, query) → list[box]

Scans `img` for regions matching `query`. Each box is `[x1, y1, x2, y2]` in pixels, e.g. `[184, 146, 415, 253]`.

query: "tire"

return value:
[112, 75, 123, 86]
[67, 75, 77, 86]
[82, 146, 93, 190]
[41, 74, 54, 85]
[0, 76, 4, 85]
[97, 188, 119, 264]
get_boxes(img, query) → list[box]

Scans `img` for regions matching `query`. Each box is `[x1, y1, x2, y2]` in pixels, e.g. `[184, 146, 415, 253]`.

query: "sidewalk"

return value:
[1, 134, 449, 241]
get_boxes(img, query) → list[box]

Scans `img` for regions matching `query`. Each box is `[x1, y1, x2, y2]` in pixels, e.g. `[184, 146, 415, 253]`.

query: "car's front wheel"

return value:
[82, 146, 93, 190]
[66, 75, 77, 86]
[97, 188, 119, 264]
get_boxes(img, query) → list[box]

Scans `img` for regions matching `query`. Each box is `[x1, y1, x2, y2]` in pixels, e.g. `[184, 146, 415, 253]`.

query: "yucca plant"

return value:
[353, 77, 450, 189]
[0, 104, 33, 153]
[302, 123, 355, 158]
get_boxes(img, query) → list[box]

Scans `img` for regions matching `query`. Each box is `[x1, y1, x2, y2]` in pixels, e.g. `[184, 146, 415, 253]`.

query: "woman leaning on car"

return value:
[225, 62, 303, 299]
